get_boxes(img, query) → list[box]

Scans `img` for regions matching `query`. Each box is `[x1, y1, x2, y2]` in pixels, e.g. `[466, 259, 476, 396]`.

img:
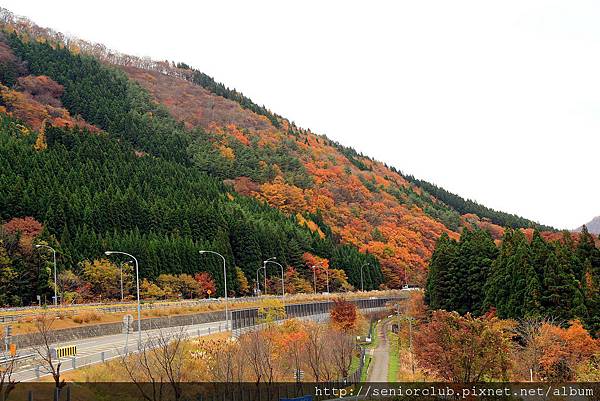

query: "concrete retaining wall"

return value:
[11, 310, 224, 348]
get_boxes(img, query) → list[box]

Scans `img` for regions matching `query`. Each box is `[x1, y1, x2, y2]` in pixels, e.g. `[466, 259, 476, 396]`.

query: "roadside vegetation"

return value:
[387, 291, 600, 382]
[3, 290, 402, 335]
[27, 299, 370, 400]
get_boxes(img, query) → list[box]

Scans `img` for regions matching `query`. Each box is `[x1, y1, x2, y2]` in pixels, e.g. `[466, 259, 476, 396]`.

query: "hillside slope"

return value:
[0, 8, 551, 289]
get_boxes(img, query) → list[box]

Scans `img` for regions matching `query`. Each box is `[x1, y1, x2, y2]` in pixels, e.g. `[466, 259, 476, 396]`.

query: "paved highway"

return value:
[9, 319, 228, 382]
[4, 301, 393, 383]
[10, 312, 334, 382]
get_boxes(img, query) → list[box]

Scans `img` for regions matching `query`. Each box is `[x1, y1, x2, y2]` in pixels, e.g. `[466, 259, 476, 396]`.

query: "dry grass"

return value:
[5, 290, 404, 335]
[53, 332, 231, 383]
[71, 310, 103, 324]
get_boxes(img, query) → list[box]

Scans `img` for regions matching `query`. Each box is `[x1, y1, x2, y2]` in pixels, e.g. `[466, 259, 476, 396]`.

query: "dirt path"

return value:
[366, 320, 389, 382]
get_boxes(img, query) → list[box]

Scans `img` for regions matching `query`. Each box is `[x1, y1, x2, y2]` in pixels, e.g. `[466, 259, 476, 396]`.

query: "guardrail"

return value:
[0, 353, 35, 365]
[0, 291, 407, 324]
[0, 296, 255, 323]
[232, 297, 398, 337]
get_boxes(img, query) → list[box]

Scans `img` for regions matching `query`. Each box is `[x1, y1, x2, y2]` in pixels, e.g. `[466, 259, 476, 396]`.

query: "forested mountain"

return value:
[0, 28, 381, 305]
[0, 8, 552, 305]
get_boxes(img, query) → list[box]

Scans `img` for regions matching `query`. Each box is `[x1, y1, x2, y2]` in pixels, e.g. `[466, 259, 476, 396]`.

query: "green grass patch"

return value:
[365, 319, 381, 349]
[360, 355, 372, 382]
[387, 331, 400, 382]
[349, 354, 360, 375]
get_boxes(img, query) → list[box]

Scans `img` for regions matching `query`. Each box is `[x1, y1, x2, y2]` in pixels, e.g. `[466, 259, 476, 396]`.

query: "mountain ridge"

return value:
[575, 216, 600, 235]
[0, 7, 553, 289]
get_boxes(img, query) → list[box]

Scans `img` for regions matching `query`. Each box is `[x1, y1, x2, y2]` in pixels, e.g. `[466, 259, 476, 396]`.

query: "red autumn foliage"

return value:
[223, 176, 260, 196]
[2, 216, 43, 247]
[0, 80, 99, 133]
[414, 310, 514, 382]
[329, 298, 358, 333]
[0, 41, 26, 74]
[16, 75, 64, 107]
[193, 271, 217, 296]
[120, 66, 272, 131]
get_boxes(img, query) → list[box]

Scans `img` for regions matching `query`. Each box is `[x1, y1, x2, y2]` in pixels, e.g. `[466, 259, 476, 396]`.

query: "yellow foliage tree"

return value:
[33, 122, 47, 151]
[235, 266, 250, 295]
[257, 299, 286, 324]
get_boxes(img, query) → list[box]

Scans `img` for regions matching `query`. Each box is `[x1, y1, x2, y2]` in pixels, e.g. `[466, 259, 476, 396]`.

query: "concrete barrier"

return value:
[11, 310, 224, 348]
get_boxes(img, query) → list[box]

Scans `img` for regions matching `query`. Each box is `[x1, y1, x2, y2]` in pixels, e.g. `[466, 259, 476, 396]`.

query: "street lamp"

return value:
[264, 257, 285, 298]
[105, 251, 141, 348]
[118, 261, 133, 302]
[256, 265, 266, 296]
[200, 250, 229, 330]
[35, 245, 57, 306]
[360, 263, 370, 292]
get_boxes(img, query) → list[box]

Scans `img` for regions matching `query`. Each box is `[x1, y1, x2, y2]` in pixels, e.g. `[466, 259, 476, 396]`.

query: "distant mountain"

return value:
[575, 217, 600, 235]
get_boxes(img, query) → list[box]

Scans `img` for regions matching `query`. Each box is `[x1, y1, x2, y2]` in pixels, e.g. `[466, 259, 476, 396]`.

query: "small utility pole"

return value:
[397, 302, 415, 375]
[408, 316, 415, 374]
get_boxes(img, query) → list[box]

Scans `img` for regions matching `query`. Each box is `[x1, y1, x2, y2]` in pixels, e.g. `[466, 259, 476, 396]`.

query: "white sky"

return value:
[3, 0, 599, 230]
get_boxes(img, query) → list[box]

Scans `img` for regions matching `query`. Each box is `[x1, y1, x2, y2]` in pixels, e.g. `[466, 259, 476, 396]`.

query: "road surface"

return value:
[366, 319, 389, 382]
[10, 319, 227, 382]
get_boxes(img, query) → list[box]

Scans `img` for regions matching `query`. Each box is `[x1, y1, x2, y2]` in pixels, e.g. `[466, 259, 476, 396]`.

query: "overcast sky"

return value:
[4, 0, 599, 230]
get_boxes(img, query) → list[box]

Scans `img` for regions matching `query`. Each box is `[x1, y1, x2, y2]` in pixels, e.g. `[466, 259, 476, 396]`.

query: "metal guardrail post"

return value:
[101, 351, 105, 362]
[72, 356, 76, 369]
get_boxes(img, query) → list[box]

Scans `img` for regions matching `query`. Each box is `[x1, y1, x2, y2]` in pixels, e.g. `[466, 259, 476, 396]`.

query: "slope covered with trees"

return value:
[0, 30, 382, 305]
[425, 226, 600, 336]
[0, 8, 551, 300]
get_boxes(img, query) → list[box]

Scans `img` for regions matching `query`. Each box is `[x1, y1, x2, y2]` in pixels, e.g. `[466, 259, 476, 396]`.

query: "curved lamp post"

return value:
[105, 251, 141, 348]
[256, 265, 266, 296]
[200, 250, 229, 330]
[360, 263, 370, 292]
[35, 245, 57, 306]
[264, 257, 285, 298]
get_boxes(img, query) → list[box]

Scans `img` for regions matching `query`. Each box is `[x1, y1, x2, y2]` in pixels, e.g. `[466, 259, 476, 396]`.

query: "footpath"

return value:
[366, 319, 389, 382]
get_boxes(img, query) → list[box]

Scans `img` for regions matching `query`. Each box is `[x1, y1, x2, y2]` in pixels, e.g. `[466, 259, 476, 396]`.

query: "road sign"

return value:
[293, 369, 304, 381]
[9, 343, 16, 356]
[52, 345, 77, 359]
[4, 325, 11, 337]
[122, 314, 133, 333]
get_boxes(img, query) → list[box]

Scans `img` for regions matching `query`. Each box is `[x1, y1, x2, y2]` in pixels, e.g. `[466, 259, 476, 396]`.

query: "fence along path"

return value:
[231, 297, 397, 336]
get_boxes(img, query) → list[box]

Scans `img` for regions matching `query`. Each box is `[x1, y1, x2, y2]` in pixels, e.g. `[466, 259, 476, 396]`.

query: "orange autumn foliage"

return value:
[296, 213, 325, 239]
[537, 320, 600, 381]
[329, 298, 358, 333]
[260, 176, 307, 214]
[0, 79, 99, 133]
[2, 216, 43, 248]
[414, 310, 515, 382]
[118, 61, 470, 288]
